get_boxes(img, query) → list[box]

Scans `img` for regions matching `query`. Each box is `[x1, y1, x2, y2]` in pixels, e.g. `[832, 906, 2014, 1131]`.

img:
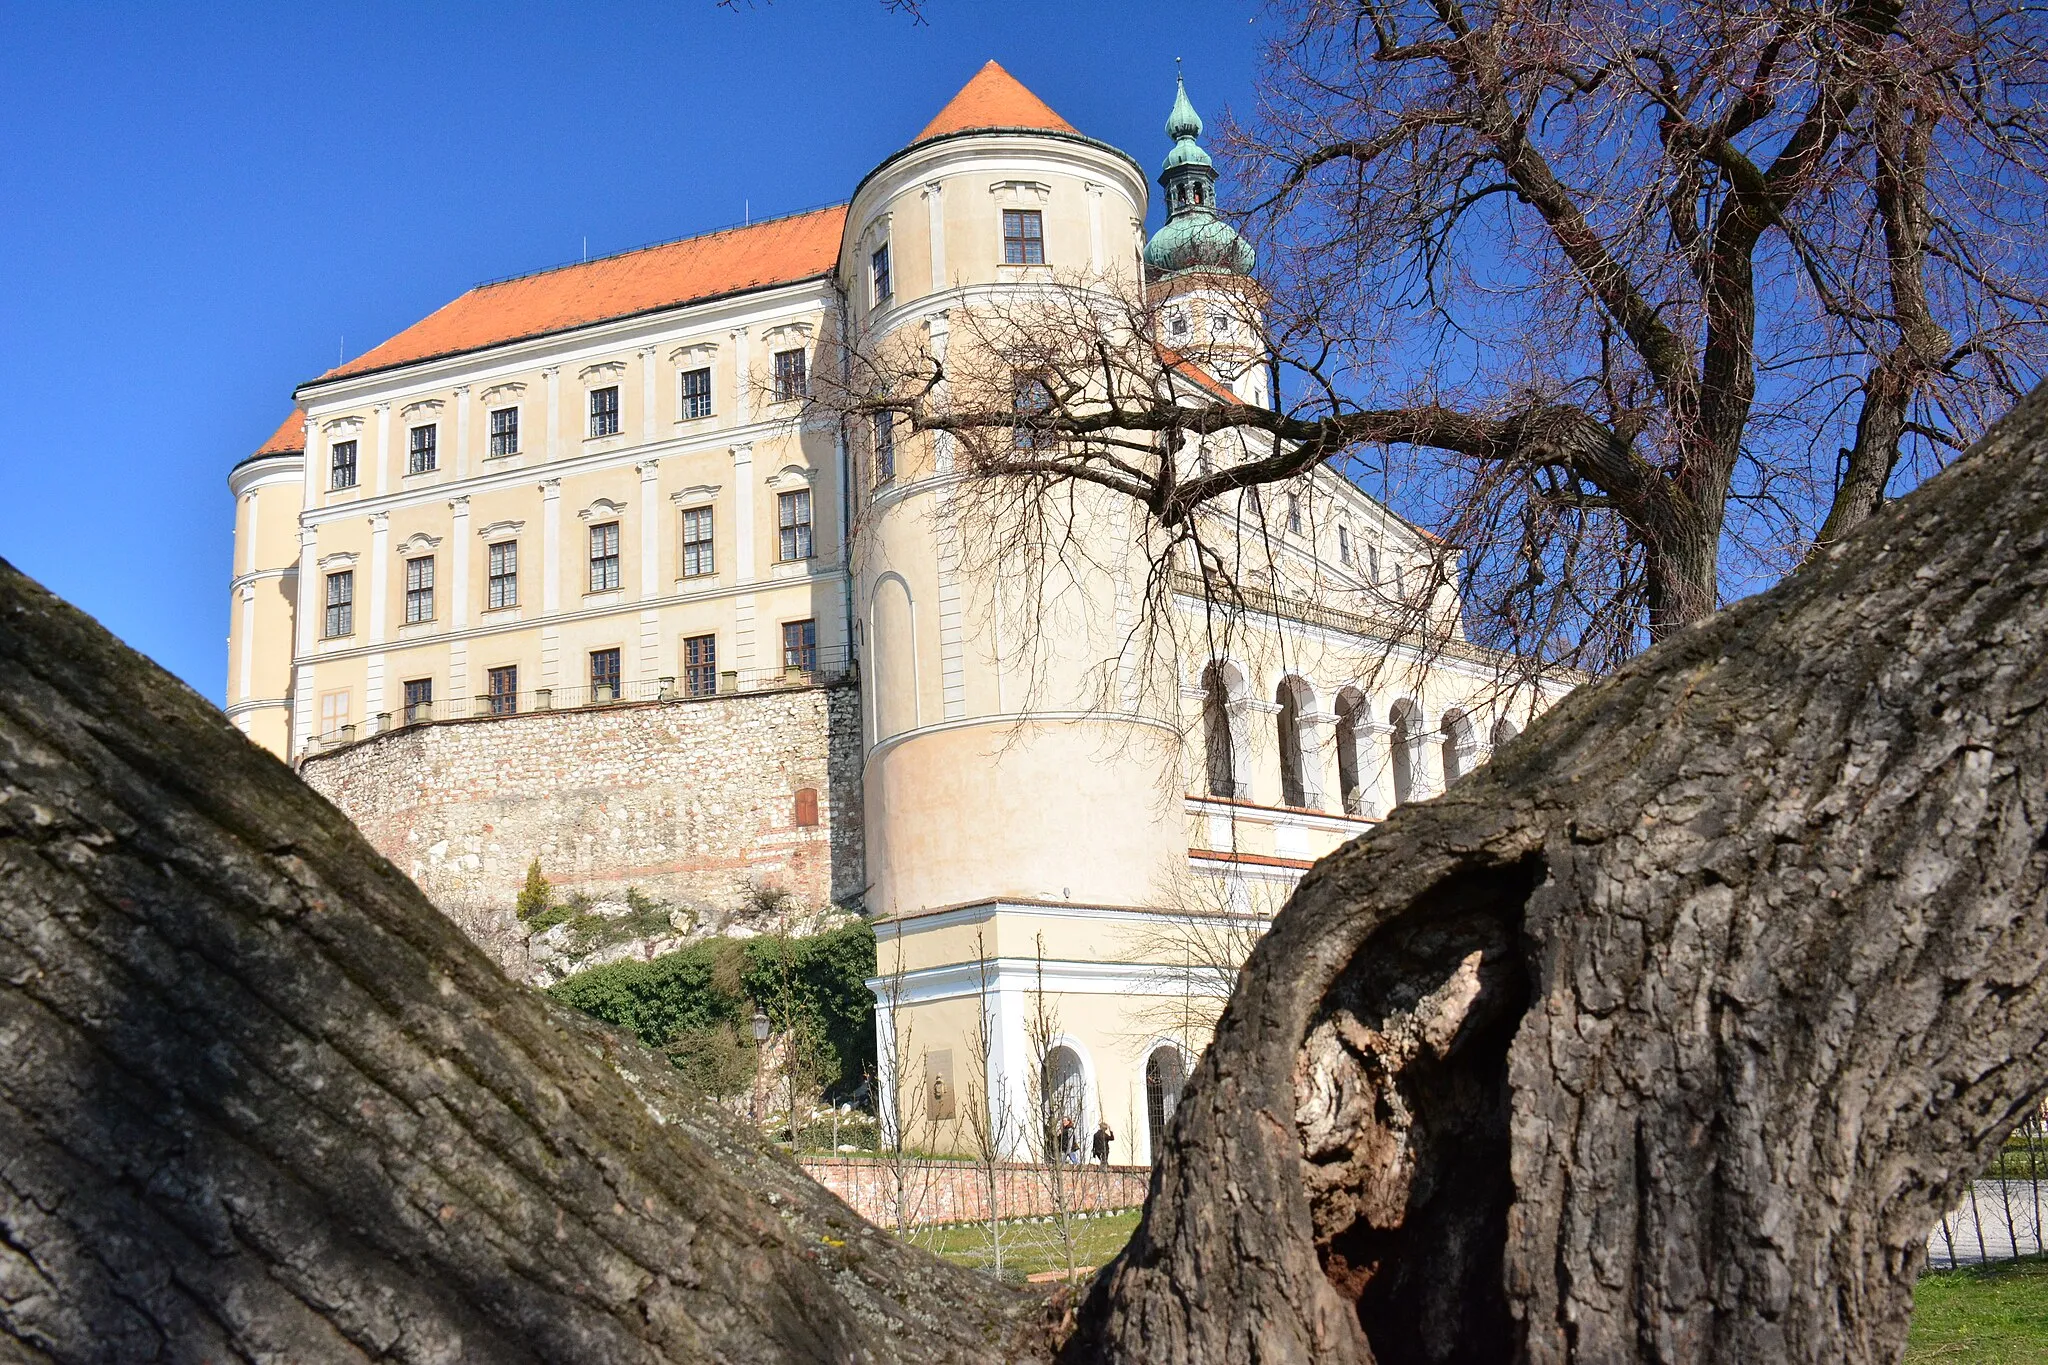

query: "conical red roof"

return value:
[915, 60, 1076, 143]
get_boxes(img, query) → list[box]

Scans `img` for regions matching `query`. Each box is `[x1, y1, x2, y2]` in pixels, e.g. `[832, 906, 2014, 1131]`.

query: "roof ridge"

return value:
[470, 201, 850, 293]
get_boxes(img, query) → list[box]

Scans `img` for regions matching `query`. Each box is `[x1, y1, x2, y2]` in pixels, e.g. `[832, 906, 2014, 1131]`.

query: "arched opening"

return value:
[1390, 699, 1422, 805]
[871, 576, 917, 740]
[1442, 708, 1477, 783]
[1202, 662, 1241, 799]
[1492, 716, 1520, 749]
[1146, 1045, 1188, 1161]
[1042, 1045, 1086, 1157]
[1277, 679, 1308, 807]
[1336, 687, 1366, 815]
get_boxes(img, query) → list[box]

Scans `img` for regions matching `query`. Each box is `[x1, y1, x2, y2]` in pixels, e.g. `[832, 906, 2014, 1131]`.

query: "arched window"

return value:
[1335, 688, 1366, 815]
[1145, 1046, 1187, 1160]
[1202, 662, 1239, 799]
[1492, 716, 1520, 749]
[1276, 679, 1307, 808]
[1042, 1045, 1086, 1150]
[1442, 709, 1476, 783]
[1390, 699, 1421, 805]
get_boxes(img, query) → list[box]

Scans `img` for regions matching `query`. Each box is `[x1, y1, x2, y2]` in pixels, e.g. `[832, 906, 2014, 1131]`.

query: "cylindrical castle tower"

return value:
[840, 63, 1184, 921]
[225, 411, 308, 759]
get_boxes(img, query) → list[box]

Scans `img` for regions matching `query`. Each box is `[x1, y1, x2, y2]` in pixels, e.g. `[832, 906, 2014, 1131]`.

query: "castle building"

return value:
[226, 63, 1568, 1162]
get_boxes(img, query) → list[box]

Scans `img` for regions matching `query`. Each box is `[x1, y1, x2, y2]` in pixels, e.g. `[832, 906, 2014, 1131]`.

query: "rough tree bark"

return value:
[0, 561, 1044, 1362]
[1067, 382, 2048, 1364]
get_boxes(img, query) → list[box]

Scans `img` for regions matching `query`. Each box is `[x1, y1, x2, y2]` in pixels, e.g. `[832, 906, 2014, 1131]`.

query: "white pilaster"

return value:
[1085, 181, 1105, 276]
[1295, 709, 1338, 811]
[639, 346, 658, 441]
[543, 366, 561, 460]
[541, 478, 562, 613]
[372, 402, 391, 495]
[923, 181, 945, 291]
[367, 512, 389, 643]
[732, 443, 755, 585]
[637, 459, 661, 598]
[453, 384, 471, 478]
[449, 496, 470, 628]
[731, 328, 752, 425]
[236, 584, 256, 703]
[242, 494, 259, 576]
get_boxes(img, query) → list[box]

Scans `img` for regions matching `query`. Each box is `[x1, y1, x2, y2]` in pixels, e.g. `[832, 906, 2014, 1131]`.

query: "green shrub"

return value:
[515, 859, 553, 923]
[663, 1021, 760, 1099]
[548, 920, 877, 1098]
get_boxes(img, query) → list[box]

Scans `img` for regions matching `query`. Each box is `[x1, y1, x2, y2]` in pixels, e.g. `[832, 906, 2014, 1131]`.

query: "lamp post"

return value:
[750, 1007, 770, 1126]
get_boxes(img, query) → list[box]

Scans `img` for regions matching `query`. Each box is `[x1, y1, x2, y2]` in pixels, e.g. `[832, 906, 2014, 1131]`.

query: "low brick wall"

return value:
[799, 1155, 1150, 1228]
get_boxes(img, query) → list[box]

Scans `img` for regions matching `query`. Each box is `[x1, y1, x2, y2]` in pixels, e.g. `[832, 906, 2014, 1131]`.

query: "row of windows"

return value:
[318, 494, 815, 639]
[326, 358, 806, 492]
[861, 209, 1044, 313]
[337, 621, 819, 730]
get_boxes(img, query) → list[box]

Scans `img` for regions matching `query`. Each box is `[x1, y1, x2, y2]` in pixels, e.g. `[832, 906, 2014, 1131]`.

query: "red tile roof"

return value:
[310, 205, 848, 385]
[253, 408, 305, 457]
[915, 61, 1076, 143]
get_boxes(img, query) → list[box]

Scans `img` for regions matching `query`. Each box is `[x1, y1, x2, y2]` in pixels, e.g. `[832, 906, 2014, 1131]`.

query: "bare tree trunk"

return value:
[1067, 382, 2048, 1363]
[0, 559, 1043, 1363]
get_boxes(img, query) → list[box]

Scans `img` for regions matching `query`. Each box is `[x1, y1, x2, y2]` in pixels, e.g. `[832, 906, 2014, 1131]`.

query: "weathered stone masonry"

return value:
[300, 683, 864, 936]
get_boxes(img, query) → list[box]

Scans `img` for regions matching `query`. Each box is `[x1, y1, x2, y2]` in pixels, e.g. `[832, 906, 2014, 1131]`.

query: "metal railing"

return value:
[300, 645, 852, 757]
[1929, 1109, 2048, 1267]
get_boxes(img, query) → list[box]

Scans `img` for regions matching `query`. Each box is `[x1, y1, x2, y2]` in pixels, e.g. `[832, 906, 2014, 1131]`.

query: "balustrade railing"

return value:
[300, 645, 850, 756]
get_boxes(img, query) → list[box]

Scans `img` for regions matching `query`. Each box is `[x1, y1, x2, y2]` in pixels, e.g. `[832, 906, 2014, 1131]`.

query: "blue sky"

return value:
[0, 1, 1262, 701]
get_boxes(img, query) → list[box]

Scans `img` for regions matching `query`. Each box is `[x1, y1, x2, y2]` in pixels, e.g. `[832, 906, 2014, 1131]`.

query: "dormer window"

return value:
[871, 243, 893, 306]
[1002, 209, 1044, 265]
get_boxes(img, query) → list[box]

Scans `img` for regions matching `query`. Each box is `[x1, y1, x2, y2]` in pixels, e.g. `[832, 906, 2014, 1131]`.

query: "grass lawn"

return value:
[920, 1208, 1142, 1283]
[1906, 1258, 2048, 1362]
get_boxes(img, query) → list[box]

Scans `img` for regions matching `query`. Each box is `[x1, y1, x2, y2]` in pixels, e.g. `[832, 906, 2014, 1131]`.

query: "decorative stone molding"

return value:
[321, 415, 363, 434]
[989, 179, 1051, 205]
[636, 459, 661, 477]
[399, 399, 444, 424]
[1232, 698, 1285, 718]
[577, 497, 627, 523]
[479, 382, 526, 407]
[395, 532, 442, 556]
[578, 361, 627, 384]
[449, 495, 469, 513]
[476, 519, 525, 540]
[669, 484, 721, 505]
[669, 341, 718, 367]
[316, 551, 358, 570]
[766, 464, 813, 490]
[761, 322, 814, 351]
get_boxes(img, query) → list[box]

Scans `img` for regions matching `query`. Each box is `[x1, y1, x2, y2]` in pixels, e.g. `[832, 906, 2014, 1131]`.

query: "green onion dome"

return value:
[1143, 76, 1255, 278]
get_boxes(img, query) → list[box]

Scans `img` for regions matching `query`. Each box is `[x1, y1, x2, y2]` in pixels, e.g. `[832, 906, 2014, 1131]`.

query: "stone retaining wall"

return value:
[300, 684, 863, 972]
[798, 1155, 1150, 1228]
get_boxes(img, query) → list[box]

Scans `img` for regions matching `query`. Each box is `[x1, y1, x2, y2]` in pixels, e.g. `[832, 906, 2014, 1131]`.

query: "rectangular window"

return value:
[871, 242, 892, 306]
[680, 506, 714, 577]
[1287, 494, 1302, 534]
[782, 619, 817, 673]
[329, 439, 358, 490]
[683, 633, 717, 697]
[323, 570, 354, 638]
[588, 521, 621, 592]
[319, 689, 351, 739]
[590, 648, 621, 702]
[680, 366, 713, 420]
[403, 677, 433, 724]
[1002, 209, 1045, 264]
[1013, 374, 1053, 449]
[777, 489, 814, 562]
[404, 555, 435, 624]
[588, 385, 620, 437]
[773, 348, 808, 403]
[487, 540, 518, 609]
[487, 664, 518, 716]
[488, 406, 519, 456]
[1338, 524, 1352, 566]
[1368, 545, 1381, 584]
[873, 411, 895, 484]
[407, 424, 437, 475]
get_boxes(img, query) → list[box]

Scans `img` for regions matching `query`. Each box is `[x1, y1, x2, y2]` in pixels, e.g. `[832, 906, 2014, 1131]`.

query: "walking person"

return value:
[1057, 1115, 1080, 1166]
[1091, 1119, 1114, 1169]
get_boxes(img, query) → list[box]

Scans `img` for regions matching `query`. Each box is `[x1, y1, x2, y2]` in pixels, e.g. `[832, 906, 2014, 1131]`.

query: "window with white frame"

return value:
[680, 366, 713, 419]
[404, 555, 435, 623]
[487, 665, 518, 715]
[329, 439, 358, 490]
[873, 411, 895, 484]
[588, 385, 620, 437]
[488, 406, 519, 456]
[1287, 494, 1302, 534]
[323, 570, 353, 637]
[1338, 523, 1352, 566]
[777, 490, 813, 561]
[487, 540, 517, 609]
[588, 521, 621, 592]
[782, 618, 816, 672]
[680, 507, 714, 577]
[319, 689, 351, 738]
[871, 242, 892, 306]
[773, 348, 808, 403]
[407, 424, 437, 475]
[1002, 208, 1045, 264]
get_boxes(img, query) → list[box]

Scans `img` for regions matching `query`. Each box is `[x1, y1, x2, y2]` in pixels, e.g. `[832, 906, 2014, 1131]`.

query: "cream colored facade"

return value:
[225, 63, 1571, 1165]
